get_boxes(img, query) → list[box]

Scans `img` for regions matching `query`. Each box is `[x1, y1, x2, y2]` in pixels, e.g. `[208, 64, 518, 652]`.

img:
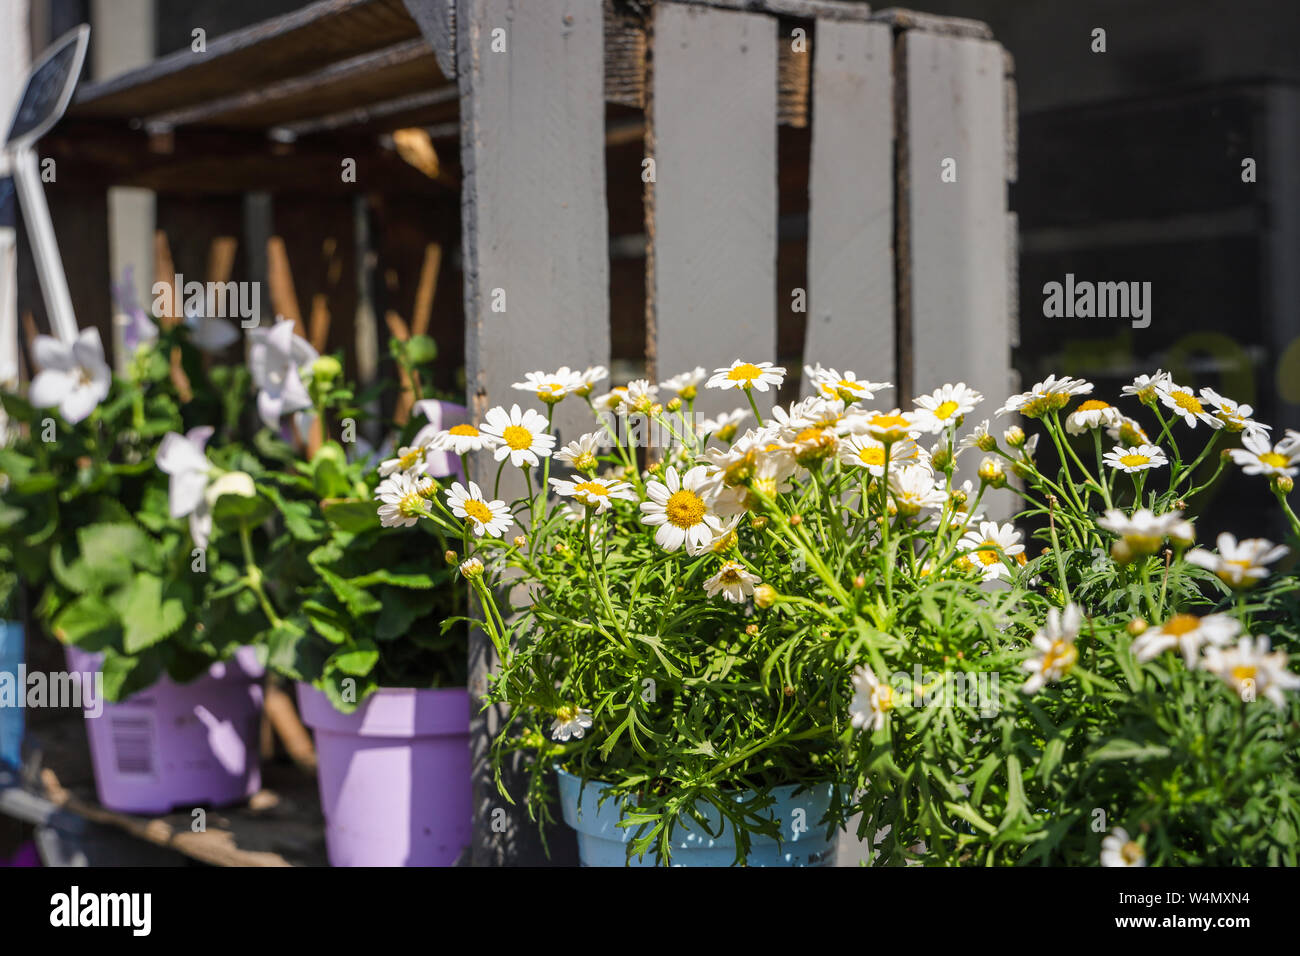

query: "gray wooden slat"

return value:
[456, 0, 609, 867]
[651, 2, 778, 412]
[403, 0, 457, 78]
[900, 29, 1012, 513]
[804, 19, 894, 393]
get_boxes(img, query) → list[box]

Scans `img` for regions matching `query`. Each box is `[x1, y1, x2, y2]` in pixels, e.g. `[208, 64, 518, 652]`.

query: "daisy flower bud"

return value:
[977, 432, 998, 452]
[513, 535, 527, 548]
[749, 515, 768, 530]
[789, 514, 802, 527]
[459, 557, 484, 579]
[745, 623, 759, 636]
[1111, 538, 1134, 565]
[753, 584, 778, 608]
[444, 550, 458, 564]
[978, 457, 1006, 488]
[666, 397, 682, 413]
[1277, 475, 1295, 495]
[931, 446, 952, 470]
[1004, 425, 1026, 448]
[1127, 617, 1148, 636]
[853, 574, 866, 589]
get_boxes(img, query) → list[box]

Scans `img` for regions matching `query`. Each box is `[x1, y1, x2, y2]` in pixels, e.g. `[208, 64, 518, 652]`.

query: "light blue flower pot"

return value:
[0, 621, 24, 769]
[556, 767, 840, 867]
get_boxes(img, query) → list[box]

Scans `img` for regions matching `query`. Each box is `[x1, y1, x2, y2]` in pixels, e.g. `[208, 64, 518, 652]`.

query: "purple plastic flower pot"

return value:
[65, 646, 264, 815]
[297, 683, 472, 867]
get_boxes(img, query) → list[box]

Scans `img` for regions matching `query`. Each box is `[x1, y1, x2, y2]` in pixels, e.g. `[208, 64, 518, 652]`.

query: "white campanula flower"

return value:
[1065, 399, 1123, 435]
[1100, 828, 1146, 868]
[512, 367, 583, 404]
[548, 475, 636, 513]
[996, 375, 1093, 418]
[1185, 533, 1289, 588]
[183, 297, 240, 353]
[29, 328, 112, 425]
[445, 480, 512, 538]
[706, 360, 786, 393]
[1229, 429, 1300, 478]
[959, 521, 1026, 581]
[248, 318, 318, 429]
[703, 561, 761, 603]
[1022, 603, 1082, 695]
[911, 383, 983, 434]
[1130, 612, 1239, 666]
[639, 465, 722, 555]
[479, 404, 555, 468]
[550, 704, 593, 741]
[1103, 443, 1168, 473]
[1156, 380, 1222, 429]
[375, 472, 436, 528]
[848, 665, 896, 733]
[1201, 636, 1300, 707]
[156, 426, 215, 546]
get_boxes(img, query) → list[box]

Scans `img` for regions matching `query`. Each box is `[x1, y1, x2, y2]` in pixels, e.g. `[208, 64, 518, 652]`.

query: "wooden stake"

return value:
[411, 242, 442, 338]
[266, 236, 303, 334]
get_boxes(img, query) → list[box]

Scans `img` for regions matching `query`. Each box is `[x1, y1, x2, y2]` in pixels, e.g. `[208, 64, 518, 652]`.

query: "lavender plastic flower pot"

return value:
[65, 645, 264, 814]
[0, 621, 23, 769]
[556, 768, 840, 867]
[297, 683, 472, 867]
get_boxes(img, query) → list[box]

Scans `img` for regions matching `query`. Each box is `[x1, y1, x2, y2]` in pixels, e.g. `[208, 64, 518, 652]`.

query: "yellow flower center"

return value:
[398, 490, 428, 517]
[666, 489, 707, 528]
[537, 383, 565, 403]
[1231, 665, 1257, 684]
[1162, 614, 1200, 636]
[574, 481, 609, 498]
[1119, 453, 1151, 468]
[502, 425, 534, 451]
[718, 564, 744, 584]
[727, 363, 763, 385]
[1043, 639, 1078, 675]
[872, 413, 910, 430]
[1259, 452, 1289, 468]
[1078, 399, 1110, 412]
[976, 542, 1001, 566]
[449, 424, 479, 436]
[858, 446, 885, 468]
[933, 400, 961, 420]
[555, 704, 578, 723]
[398, 448, 422, 470]
[873, 685, 895, 712]
[1171, 391, 1203, 414]
[463, 499, 494, 525]
[1119, 423, 1148, 444]
[712, 530, 737, 553]
[1121, 841, 1144, 865]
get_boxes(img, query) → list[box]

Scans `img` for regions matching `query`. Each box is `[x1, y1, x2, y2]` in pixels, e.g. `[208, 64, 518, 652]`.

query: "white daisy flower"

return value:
[857, 408, 923, 444]
[1065, 399, 1123, 435]
[706, 360, 786, 393]
[512, 367, 583, 404]
[479, 404, 556, 468]
[430, 422, 492, 455]
[1156, 380, 1223, 429]
[458, 557, 484, 579]
[959, 520, 1027, 581]
[1198, 387, 1269, 439]
[29, 328, 112, 425]
[849, 665, 896, 733]
[639, 465, 723, 555]
[1097, 508, 1194, 555]
[554, 432, 603, 471]
[911, 383, 983, 434]
[1229, 429, 1300, 478]
[445, 480, 512, 538]
[805, 364, 890, 404]
[1100, 828, 1146, 868]
[996, 375, 1093, 418]
[1201, 636, 1300, 707]
[698, 408, 749, 443]
[592, 386, 628, 413]
[573, 365, 608, 397]
[838, 433, 890, 476]
[958, 419, 996, 453]
[1021, 603, 1082, 694]
[888, 463, 947, 517]
[1105, 414, 1152, 447]
[660, 367, 707, 400]
[708, 513, 744, 552]
[376, 472, 436, 528]
[379, 444, 428, 477]
[548, 475, 636, 513]
[1120, 369, 1172, 404]
[703, 561, 762, 603]
[1185, 533, 1288, 588]
[621, 378, 660, 414]
[550, 705, 594, 741]
[1103, 443, 1168, 473]
[1130, 612, 1239, 666]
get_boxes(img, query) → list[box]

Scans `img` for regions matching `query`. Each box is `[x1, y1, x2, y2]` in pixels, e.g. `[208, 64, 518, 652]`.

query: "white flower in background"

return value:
[849, 665, 896, 733]
[1130, 612, 1239, 666]
[550, 704, 594, 742]
[709, 513, 743, 552]
[771, 395, 840, 433]
[1197, 387, 1269, 439]
[445, 480, 512, 538]
[1202, 636, 1300, 707]
[572, 365, 607, 397]
[156, 426, 215, 546]
[1186, 533, 1289, 588]
[378, 444, 427, 477]
[706, 360, 786, 393]
[512, 367, 583, 404]
[1229, 429, 1300, 478]
[428, 422, 492, 455]
[1281, 429, 1300, 456]
[1100, 829, 1146, 868]
[805, 365, 890, 404]
[1121, 369, 1172, 404]
[996, 374, 1093, 418]
[591, 386, 628, 412]
[248, 318, 318, 429]
[699, 408, 750, 443]
[548, 475, 636, 513]
[479, 404, 555, 468]
[959, 521, 1026, 581]
[888, 463, 946, 517]
[660, 366, 706, 399]
[857, 408, 923, 444]
[1106, 414, 1152, 447]
[375, 472, 435, 528]
[622, 378, 659, 413]
[703, 561, 761, 603]
[1103, 443, 1168, 473]
[911, 383, 983, 434]
[1065, 399, 1123, 435]
[1156, 380, 1223, 429]
[838, 433, 890, 476]
[183, 297, 240, 353]
[958, 419, 996, 453]
[29, 329, 112, 425]
[554, 432, 603, 471]
[1022, 604, 1082, 694]
[639, 465, 722, 555]
[1097, 508, 1194, 554]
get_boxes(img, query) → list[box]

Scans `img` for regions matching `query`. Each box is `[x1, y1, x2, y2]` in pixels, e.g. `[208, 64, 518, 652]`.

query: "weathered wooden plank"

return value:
[803, 19, 893, 391]
[899, 29, 1011, 509]
[457, 0, 609, 867]
[403, 0, 457, 78]
[650, 2, 777, 408]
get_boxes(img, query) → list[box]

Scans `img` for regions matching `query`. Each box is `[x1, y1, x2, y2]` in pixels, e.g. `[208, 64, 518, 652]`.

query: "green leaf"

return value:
[328, 639, 380, 677]
[121, 574, 187, 654]
[212, 491, 273, 528]
[1088, 739, 1172, 763]
[52, 594, 121, 648]
[374, 587, 439, 641]
[79, 521, 156, 574]
[303, 598, 351, 644]
[321, 499, 381, 534]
